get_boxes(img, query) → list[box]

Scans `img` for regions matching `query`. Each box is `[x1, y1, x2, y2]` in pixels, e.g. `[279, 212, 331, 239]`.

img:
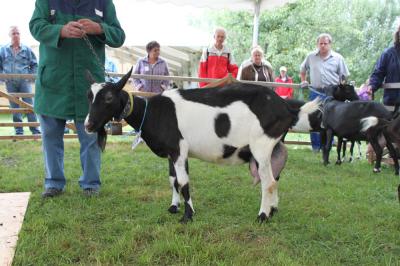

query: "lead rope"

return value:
[82, 34, 114, 136]
[82, 34, 111, 81]
[131, 98, 148, 150]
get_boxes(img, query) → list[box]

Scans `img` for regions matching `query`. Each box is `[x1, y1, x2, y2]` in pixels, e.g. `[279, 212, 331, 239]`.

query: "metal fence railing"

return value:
[0, 73, 398, 143]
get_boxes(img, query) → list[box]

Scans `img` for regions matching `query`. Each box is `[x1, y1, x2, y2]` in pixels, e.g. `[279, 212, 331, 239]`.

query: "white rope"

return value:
[0, 73, 399, 89]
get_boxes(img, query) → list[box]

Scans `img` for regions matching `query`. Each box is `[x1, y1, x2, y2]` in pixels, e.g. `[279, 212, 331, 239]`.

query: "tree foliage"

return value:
[198, 0, 400, 85]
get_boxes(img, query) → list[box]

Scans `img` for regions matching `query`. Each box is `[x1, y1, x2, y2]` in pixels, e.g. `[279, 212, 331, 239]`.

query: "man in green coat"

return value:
[29, 0, 125, 197]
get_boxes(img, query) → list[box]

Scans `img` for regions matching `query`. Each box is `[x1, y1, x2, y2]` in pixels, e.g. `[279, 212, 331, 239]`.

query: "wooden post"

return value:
[0, 90, 33, 109]
[202, 76, 229, 89]
[0, 90, 76, 131]
[0, 108, 33, 114]
[252, 0, 261, 47]
[0, 134, 78, 140]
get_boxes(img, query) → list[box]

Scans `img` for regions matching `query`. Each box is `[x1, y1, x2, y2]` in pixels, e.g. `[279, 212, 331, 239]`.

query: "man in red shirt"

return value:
[274, 66, 294, 99]
[198, 27, 238, 87]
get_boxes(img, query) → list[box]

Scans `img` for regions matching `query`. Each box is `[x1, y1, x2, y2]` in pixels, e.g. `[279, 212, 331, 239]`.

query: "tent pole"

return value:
[252, 0, 261, 47]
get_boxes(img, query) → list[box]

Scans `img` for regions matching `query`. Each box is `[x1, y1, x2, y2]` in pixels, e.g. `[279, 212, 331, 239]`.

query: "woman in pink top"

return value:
[357, 79, 372, 101]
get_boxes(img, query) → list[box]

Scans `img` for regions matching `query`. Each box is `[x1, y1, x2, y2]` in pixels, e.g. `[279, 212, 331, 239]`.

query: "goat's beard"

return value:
[97, 126, 108, 152]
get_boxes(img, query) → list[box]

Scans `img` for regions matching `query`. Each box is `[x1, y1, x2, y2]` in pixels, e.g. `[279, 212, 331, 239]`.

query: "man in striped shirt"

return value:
[198, 28, 238, 87]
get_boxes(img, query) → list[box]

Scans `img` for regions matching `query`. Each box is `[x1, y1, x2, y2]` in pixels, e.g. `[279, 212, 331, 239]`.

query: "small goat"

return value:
[322, 98, 399, 174]
[361, 115, 400, 201]
[84, 68, 319, 223]
[337, 139, 362, 164]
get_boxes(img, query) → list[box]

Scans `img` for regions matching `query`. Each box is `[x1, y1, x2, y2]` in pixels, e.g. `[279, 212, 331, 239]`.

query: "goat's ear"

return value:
[114, 67, 133, 91]
[97, 127, 107, 152]
[86, 70, 96, 84]
[339, 75, 347, 85]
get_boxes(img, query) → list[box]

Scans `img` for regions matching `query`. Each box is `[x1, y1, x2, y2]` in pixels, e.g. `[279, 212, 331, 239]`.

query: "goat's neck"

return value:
[123, 94, 147, 131]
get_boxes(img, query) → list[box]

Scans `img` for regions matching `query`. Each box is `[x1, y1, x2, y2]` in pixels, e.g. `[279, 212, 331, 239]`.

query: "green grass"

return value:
[1, 139, 399, 265]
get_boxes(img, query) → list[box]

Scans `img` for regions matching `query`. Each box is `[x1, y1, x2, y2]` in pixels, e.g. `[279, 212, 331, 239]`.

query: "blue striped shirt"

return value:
[0, 44, 37, 79]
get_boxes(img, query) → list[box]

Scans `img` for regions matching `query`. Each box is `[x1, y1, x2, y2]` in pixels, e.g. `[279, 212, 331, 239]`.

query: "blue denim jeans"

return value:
[309, 87, 327, 151]
[6, 80, 40, 134]
[38, 115, 101, 190]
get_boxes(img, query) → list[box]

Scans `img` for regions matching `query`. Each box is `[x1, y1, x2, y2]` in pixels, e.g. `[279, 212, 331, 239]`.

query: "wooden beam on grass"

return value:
[0, 192, 30, 266]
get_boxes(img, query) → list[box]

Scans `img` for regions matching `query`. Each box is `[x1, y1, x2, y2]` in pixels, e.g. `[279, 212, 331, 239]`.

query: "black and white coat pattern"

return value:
[84, 68, 320, 223]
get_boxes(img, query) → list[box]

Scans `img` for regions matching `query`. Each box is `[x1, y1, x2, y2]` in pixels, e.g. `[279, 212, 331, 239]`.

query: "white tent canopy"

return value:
[137, 0, 293, 11]
[127, 0, 295, 46]
[0, 0, 294, 46]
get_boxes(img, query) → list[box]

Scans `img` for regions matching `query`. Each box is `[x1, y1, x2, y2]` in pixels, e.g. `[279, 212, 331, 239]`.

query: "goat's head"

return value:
[84, 67, 133, 150]
[326, 77, 359, 102]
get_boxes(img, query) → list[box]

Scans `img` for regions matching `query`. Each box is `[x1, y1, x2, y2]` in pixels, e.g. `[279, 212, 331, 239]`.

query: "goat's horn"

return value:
[115, 67, 133, 91]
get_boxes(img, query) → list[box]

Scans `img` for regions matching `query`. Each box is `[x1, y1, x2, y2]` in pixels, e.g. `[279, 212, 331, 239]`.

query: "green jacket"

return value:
[29, 0, 125, 121]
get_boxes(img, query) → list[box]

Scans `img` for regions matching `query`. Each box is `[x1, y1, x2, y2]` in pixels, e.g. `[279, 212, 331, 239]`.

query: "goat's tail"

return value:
[291, 97, 321, 132]
[360, 116, 389, 132]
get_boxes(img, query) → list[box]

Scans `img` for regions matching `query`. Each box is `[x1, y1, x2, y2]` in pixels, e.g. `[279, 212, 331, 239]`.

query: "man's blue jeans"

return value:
[38, 115, 101, 190]
[6, 81, 40, 134]
[309, 87, 326, 151]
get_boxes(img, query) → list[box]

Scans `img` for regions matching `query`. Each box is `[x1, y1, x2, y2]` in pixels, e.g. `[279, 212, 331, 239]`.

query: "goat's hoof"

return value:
[270, 207, 278, 217]
[179, 215, 193, 224]
[335, 160, 342, 165]
[257, 213, 268, 223]
[168, 205, 179, 214]
[349, 158, 354, 163]
[373, 168, 381, 173]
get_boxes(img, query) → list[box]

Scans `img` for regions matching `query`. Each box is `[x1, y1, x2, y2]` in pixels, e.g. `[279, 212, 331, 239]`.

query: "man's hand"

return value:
[300, 80, 309, 89]
[367, 85, 373, 95]
[78, 19, 103, 35]
[60, 21, 85, 38]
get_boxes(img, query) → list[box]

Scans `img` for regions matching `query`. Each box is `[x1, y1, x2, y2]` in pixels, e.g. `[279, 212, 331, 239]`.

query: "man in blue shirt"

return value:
[300, 33, 350, 152]
[105, 56, 119, 82]
[0, 26, 40, 135]
[368, 25, 400, 112]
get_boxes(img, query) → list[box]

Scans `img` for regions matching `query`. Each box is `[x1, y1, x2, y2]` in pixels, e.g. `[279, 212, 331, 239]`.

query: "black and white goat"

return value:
[285, 97, 363, 164]
[322, 98, 399, 174]
[84, 68, 320, 223]
[362, 115, 400, 201]
[337, 139, 362, 164]
[328, 83, 363, 164]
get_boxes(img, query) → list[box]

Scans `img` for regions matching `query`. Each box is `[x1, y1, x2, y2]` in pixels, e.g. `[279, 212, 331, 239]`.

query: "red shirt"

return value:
[198, 45, 238, 87]
[275, 76, 294, 99]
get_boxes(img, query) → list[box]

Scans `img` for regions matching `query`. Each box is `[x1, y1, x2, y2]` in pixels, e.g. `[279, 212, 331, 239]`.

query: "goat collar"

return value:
[127, 92, 134, 116]
[116, 91, 134, 121]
